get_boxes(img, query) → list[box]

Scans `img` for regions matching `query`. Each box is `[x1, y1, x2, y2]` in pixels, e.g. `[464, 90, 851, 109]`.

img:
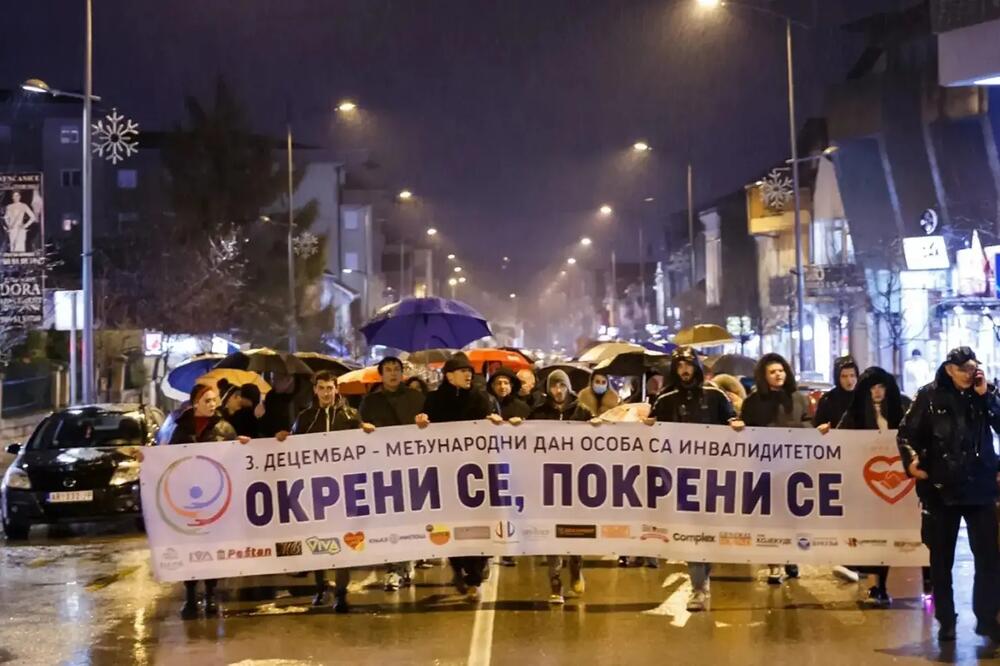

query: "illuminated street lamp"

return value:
[426, 227, 438, 236]
[633, 141, 651, 152]
[447, 253, 456, 260]
[337, 100, 358, 112]
[580, 237, 592, 247]
[696, 0, 722, 7]
[458, 276, 467, 284]
[567, 257, 577, 265]
[398, 189, 413, 200]
[599, 205, 613, 216]
[454, 266, 463, 273]
[509, 293, 517, 299]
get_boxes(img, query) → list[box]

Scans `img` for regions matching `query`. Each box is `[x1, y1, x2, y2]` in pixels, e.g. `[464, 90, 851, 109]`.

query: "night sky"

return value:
[4, 0, 908, 297]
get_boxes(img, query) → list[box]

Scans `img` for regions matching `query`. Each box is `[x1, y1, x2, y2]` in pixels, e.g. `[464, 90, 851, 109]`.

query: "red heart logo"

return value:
[863, 455, 915, 505]
[344, 531, 365, 551]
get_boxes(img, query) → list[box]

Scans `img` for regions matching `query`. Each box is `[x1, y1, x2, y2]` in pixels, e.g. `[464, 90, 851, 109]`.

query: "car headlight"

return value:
[2, 467, 31, 490]
[109, 462, 141, 486]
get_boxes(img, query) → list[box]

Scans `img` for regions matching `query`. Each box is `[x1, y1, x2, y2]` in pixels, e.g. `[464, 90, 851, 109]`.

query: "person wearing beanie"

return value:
[813, 355, 859, 433]
[650, 347, 744, 611]
[577, 371, 620, 417]
[420, 351, 502, 601]
[529, 368, 597, 603]
[487, 366, 532, 420]
[898, 346, 1000, 642]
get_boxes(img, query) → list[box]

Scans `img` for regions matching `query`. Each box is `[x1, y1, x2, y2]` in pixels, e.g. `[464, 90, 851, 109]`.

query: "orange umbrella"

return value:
[465, 348, 533, 373]
[336, 366, 383, 396]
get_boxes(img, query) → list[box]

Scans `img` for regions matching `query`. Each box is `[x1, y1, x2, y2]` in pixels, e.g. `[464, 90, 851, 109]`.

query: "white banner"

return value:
[140, 422, 927, 582]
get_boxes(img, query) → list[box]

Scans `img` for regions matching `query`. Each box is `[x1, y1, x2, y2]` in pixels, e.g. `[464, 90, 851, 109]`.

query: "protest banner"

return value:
[140, 421, 926, 582]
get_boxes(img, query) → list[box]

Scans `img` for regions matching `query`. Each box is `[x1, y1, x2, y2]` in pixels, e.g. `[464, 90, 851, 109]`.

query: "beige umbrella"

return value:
[673, 324, 734, 348]
[577, 341, 645, 365]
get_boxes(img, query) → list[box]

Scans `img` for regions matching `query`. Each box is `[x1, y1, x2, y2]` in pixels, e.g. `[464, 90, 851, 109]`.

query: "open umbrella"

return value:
[467, 348, 533, 373]
[673, 324, 735, 348]
[593, 351, 670, 378]
[294, 352, 359, 377]
[405, 349, 454, 366]
[711, 353, 757, 377]
[162, 353, 224, 402]
[537, 363, 592, 393]
[196, 369, 272, 397]
[337, 366, 383, 396]
[361, 298, 492, 352]
[641, 340, 677, 355]
[215, 348, 314, 376]
[577, 341, 645, 365]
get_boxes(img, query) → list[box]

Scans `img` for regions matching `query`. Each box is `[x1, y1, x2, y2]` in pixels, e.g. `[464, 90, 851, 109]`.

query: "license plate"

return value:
[47, 490, 94, 503]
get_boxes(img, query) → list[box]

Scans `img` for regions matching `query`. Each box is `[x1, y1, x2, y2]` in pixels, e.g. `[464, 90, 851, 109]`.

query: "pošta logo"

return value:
[155, 455, 233, 536]
[305, 536, 342, 555]
[216, 546, 272, 560]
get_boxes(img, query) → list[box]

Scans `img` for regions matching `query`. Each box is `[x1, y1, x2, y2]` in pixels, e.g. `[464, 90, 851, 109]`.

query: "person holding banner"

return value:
[167, 383, 249, 619]
[360, 356, 429, 591]
[530, 369, 598, 604]
[421, 352, 502, 601]
[741, 353, 809, 585]
[487, 367, 532, 421]
[813, 355, 858, 434]
[898, 346, 1000, 643]
[276, 371, 375, 612]
[649, 347, 744, 612]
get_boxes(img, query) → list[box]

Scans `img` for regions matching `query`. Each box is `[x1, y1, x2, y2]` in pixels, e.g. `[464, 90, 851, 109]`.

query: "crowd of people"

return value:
[157, 345, 1000, 643]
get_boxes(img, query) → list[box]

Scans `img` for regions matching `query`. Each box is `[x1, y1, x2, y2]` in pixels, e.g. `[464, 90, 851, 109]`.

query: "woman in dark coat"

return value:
[836, 366, 913, 606]
[168, 383, 247, 619]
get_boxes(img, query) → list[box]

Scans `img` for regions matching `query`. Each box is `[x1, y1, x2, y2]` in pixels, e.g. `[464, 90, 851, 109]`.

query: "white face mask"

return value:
[592, 384, 608, 396]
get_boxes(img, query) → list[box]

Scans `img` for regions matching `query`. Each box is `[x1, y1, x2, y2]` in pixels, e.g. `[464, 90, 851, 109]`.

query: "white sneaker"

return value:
[548, 593, 565, 605]
[384, 572, 402, 591]
[832, 565, 860, 583]
[687, 589, 708, 612]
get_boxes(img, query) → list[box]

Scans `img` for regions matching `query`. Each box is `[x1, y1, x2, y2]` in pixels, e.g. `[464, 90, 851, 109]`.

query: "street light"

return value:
[336, 100, 358, 112]
[599, 205, 614, 216]
[426, 227, 438, 236]
[398, 190, 413, 200]
[454, 266, 463, 273]
[509, 293, 517, 299]
[633, 141, 651, 152]
[567, 257, 577, 265]
[644, 197, 655, 202]
[700, 0, 808, 373]
[447, 253, 456, 260]
[458, 276, 466, 284]
[580, 237, 592, 247]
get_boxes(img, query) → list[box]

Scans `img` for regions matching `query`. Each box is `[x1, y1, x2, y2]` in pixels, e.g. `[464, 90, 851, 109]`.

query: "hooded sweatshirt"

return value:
[837, 367, 910, 431]
[741, 353, 810, 428]
[653, 347, 735, 425]
[812, 356, 858, 427]
[529, 369, 594, 421]
[487, 367, 532, 420]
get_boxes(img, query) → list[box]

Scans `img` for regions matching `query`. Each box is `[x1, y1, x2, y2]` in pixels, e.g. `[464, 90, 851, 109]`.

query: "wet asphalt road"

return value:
[2, 521, 999, 666]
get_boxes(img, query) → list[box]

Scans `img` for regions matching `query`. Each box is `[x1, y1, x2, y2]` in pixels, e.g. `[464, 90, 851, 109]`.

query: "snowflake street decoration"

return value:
[211, 234, 240, 263]
[760, 168, 794, 211]
[92, 108, 139, 165]
[293, 231, 320, 258]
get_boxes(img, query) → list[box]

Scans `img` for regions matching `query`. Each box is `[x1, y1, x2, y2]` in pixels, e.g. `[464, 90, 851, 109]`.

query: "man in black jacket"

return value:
[649, 347, 743, 611]
[812, 355, 858, 433]
[420, 352, 502, 601]
[488, 367, 532, 420]
[898, 347, 1000, 642]
[360, 356, 428, 591]
[278, 371, 375, 613]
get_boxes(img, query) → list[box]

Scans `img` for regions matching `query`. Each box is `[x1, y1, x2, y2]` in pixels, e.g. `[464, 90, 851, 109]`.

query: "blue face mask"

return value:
[593, 384, 608, 396]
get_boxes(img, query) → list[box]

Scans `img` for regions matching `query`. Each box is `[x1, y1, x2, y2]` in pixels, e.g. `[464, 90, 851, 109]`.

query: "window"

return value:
[342, 212, 359, 230]
[62, 213, 80, 231]
[117, 169, 138, 189]
[61, 170, 81, 187]
[60, 125, 80, 144]
[344, 252, 359, 271]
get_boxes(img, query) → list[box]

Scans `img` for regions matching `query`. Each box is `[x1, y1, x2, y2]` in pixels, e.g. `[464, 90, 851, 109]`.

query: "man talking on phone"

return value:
[898, 347, 1000, 643]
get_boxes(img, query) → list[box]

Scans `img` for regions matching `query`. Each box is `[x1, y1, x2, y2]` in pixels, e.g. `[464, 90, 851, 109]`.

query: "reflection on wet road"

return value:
[1, 523, 997, 665]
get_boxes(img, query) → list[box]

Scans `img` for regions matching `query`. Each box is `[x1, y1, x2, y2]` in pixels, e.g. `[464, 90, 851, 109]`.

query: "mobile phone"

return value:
[975, 371, 986, 388]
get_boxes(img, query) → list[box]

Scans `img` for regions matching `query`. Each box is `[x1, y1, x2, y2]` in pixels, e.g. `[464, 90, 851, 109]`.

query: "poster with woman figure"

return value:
[1, 173, 45, 265]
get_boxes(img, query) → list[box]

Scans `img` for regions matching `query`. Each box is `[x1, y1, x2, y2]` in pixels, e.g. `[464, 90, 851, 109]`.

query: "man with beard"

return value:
[649, 347, 744, 611]
[420, 352, 503, 601]
[813, 355, 858, 434]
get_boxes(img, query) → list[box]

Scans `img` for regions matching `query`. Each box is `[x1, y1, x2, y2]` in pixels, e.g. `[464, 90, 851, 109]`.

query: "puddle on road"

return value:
[86, 564, 142, 591]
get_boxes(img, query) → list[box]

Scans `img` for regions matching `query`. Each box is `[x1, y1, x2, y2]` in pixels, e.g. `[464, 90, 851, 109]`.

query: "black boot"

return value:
[333, 591, 350, 614]
[784, 564, 799, 579]
[203, 581, 219, 617]
[180, 581, 199, 620]
[938, 615, 958, 642]
[312, 571, 328, 607]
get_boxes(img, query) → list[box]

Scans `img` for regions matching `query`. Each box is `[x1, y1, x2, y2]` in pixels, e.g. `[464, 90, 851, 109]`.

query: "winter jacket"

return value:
[227, 408, 261, 438]
[837, 367, 909, 431]
[812, 356, 859, 427]
[741, 391, 810, 427]
[653, 349, 735, 425]
[291, 401, 362, 434]
[897, 363, 1000, 506]
[424, 378, 495, 423]
[168, 409, 238, 444]
[485, 367, 533, 420]
[578, 386, 621, 417]
[529, 396, 594, 422]
[360, 386, 425, 427]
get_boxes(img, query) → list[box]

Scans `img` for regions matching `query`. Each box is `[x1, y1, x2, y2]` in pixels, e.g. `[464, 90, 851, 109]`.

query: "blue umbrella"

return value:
[360, 298, 492, 352]
[162, 354, 224, 402]
[641, 340, 677, 354]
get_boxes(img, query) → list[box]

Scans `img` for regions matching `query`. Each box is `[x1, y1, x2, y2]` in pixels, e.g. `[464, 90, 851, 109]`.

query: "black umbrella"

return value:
[593, 351, 670, 378]
[215, 348, 314, 376]
[294, 352, 359, 377]
[710, 354, 756, 377]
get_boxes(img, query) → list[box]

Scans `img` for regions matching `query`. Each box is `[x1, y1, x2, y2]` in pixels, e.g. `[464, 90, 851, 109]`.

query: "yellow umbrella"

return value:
[673, 324, 735, 348]
[196, 369, 271, 396]
[577, 341, 645, 365]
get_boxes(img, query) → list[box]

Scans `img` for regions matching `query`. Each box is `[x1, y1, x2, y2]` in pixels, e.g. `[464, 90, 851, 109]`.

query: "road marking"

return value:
[467, 563, 501, 666]
[643, 572, 692, 626]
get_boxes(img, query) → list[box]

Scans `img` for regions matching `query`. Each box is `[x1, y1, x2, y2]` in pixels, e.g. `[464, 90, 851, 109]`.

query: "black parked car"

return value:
[1, 404, 163, 540]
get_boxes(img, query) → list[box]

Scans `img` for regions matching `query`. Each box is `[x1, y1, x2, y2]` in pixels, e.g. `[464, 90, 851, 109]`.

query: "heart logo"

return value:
[863, 456, 915, 505]
[343, 531, 365, 551]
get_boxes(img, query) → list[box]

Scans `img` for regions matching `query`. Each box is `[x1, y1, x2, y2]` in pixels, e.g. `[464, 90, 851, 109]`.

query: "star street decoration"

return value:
[92, 108, 139, 165]
[293, 231, 320, 259]
[760, 168, 794, 212]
